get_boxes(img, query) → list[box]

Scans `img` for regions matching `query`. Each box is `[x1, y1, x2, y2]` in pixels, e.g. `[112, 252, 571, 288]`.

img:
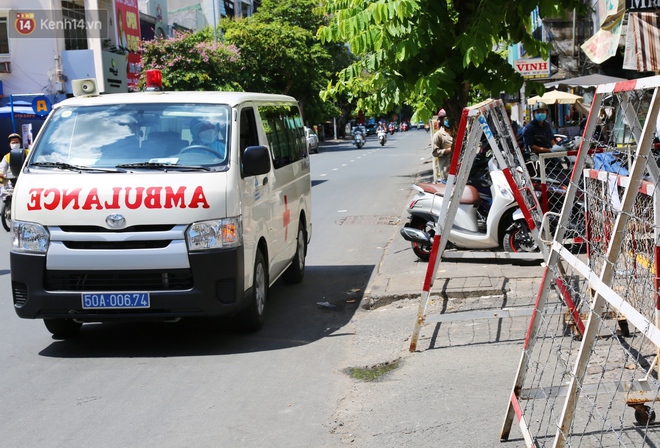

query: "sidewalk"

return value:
[331, 160, 547, 447]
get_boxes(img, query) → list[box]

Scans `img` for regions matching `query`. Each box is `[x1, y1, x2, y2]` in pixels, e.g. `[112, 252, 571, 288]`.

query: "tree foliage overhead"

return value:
[140, 28, 242, 92]
[318, 0, 587, 125]
[141, 0, 354, 125]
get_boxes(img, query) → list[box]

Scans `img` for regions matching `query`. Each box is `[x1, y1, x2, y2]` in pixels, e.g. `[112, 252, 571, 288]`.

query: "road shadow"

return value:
[316, 141, 387, 152]
[38, 264, 374, 359]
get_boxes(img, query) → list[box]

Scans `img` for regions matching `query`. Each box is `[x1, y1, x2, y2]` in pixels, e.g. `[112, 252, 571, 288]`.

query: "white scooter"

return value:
[399, 156, 535, 260]
[378, 129, 387, 146]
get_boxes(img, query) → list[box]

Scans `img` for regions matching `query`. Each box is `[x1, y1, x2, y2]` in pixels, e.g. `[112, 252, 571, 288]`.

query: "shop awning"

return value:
[545, 74, 628, 89]
[0, 101, 43, 119]
[623, 12, 660, 73]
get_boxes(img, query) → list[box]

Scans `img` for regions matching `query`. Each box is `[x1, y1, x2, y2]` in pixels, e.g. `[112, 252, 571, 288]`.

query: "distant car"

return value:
[305, 127, 319, 154]
[416, 121, 425, 129]
[365, 123, 377, 135]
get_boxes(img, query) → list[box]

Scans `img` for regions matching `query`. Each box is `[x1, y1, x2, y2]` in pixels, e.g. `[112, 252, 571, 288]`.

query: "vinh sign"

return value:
[514, 58, 551, 79]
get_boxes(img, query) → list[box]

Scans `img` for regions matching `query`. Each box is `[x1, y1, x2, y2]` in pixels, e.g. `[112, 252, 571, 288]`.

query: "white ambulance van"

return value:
[9, 74, 312, 337]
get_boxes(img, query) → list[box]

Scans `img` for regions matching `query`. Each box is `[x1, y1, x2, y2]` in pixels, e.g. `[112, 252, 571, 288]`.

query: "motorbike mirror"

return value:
[9, 148, 26, 178]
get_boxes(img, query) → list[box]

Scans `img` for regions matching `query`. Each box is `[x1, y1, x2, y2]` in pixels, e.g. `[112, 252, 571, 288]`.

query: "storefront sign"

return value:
[514, 58, 551, 78]
[114, 0, 141, 91]
[626, 0, 660, 11]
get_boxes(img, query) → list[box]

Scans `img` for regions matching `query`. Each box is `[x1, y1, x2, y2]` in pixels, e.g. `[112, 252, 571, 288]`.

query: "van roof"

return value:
[56, 91, 299, 108]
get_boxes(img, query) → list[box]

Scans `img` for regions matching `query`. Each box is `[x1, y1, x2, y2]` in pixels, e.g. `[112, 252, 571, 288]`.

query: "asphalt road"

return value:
[0, 129, 432, 447]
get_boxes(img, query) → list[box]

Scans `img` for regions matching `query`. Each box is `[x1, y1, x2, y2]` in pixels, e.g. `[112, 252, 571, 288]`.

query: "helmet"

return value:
[7, 133, 21, 144]
[531, 102, 549, 112]
[438, 109, 447, 118]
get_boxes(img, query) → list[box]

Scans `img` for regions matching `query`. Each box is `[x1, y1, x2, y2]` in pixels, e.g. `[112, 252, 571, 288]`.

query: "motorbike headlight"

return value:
[499, 186, 514, 201]
[186, 216, 242, 251]
[12, 221, 50, 253]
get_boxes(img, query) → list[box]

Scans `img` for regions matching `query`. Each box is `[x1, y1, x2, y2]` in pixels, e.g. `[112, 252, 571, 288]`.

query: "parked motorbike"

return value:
[1, 182, 13, 232]
[400, 156, 536, 260]
[378, 129, 387, 146]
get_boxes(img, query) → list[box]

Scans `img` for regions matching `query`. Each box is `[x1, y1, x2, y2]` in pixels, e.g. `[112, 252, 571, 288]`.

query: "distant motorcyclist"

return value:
[351, 124, 366, 144]
[377, 122, 387, 145]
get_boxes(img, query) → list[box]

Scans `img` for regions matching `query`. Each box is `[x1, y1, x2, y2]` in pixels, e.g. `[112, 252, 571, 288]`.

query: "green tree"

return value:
[221, 0, 353, 126]
[140, 28, 242, 91]
[318, 0, 587, 127]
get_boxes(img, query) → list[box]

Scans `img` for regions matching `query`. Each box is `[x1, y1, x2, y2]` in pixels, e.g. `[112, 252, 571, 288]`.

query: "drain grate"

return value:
[336, 215, 400, 226]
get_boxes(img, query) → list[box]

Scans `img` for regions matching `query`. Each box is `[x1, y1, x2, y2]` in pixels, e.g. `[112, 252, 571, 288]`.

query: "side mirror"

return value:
[9, 148, 26, 178]
[243, 145, 271, 176]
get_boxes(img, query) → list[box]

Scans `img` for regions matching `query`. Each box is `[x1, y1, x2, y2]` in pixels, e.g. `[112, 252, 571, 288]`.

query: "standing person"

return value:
[432, 109, 453, 182]
[0, 133, 23, 184]
[522, 102, 555, 154]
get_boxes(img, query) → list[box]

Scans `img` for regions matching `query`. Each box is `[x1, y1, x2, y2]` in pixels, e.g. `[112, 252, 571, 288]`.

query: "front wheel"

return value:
[503, 221, 538, 253]
[44, 318, 82, 339]
[283, 223, 306, 284]
[1, 198, 10, 231]
[238, 250, 268, 332]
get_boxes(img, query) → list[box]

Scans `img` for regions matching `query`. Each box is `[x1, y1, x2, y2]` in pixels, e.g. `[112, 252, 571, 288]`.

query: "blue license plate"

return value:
[82, 292, 150, 309]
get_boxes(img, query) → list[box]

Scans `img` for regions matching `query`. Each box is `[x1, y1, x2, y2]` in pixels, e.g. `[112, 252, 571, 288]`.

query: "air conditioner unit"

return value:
[0, 62, 11, 73]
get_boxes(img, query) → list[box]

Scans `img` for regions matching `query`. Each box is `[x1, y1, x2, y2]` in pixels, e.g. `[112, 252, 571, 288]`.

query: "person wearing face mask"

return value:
[431, 109, 453, 182]
[0, 133, 26, 185]
[191, 119, 226, 158]
[522, 102, 555, 154]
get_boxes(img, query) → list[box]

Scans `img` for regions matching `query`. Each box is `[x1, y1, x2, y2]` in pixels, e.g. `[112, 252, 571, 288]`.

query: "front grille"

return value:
[59, 224, 175, 233]
[44, 269, 193, 291]
[63, 240, 171, 250]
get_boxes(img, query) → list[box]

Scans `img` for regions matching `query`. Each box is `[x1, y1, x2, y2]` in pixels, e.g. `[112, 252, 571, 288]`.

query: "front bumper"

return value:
[11, 248, 247, 322]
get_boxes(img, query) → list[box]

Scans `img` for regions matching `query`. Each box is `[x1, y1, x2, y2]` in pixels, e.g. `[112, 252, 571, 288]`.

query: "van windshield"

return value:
[30, 103, 232, 170]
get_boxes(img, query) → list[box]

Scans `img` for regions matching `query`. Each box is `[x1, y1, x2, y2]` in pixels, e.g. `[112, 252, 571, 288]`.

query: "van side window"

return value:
[239, 107, 260, 176]
[240, 107, 259, 155]
[259, 105, 306, 169]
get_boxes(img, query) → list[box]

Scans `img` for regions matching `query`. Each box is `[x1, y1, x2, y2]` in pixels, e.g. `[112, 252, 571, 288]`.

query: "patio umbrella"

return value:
[528, 90, 583, 105]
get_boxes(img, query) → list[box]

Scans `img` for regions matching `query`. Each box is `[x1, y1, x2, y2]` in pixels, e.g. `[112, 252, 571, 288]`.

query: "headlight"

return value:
[186, 216, 243, 251]
[12, 221, 50, 253]
[499, 186, 514, 201]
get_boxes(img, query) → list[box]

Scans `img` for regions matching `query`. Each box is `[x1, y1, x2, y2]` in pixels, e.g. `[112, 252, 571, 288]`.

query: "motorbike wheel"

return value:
[1, 198, 11, 232]
[409, 218, 433, 261]
[503, 220, 538, 253]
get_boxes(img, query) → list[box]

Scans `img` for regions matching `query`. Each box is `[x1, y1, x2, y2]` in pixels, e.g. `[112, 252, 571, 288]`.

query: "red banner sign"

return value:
[114, 0, 141, 91]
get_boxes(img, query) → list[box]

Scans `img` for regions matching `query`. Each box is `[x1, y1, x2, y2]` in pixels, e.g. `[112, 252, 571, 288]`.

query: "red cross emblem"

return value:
[283, 195, 291, 240]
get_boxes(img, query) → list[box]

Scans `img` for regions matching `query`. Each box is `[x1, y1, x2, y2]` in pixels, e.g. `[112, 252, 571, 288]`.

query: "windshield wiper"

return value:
[116, 162, 211, 171]
[30, 162, 127, 173]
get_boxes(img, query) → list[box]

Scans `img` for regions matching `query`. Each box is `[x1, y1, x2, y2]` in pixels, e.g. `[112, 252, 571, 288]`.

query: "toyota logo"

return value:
[106, 214, 126, 229]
